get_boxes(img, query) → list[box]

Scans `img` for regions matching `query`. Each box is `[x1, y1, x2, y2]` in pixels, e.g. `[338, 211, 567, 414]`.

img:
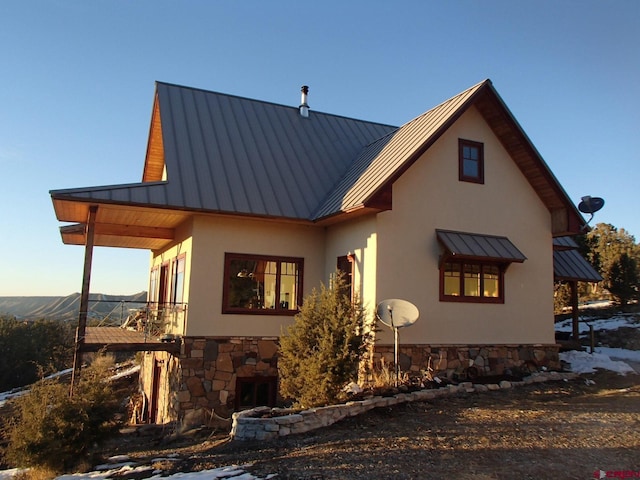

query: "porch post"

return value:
[70, 205, 98, 394]
[570, 280, 580, 342]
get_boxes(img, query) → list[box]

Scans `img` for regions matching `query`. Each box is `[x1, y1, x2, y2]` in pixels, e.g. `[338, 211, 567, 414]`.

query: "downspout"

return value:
[70, 205, 98, 395]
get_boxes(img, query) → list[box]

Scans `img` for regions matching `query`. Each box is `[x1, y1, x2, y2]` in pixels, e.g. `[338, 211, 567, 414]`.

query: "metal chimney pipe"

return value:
[299, 85, 309, 118]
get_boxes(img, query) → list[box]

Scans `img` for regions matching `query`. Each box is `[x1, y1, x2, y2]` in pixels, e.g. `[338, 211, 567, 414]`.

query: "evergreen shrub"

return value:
[5, 355, 122, 473]
[278, 272, 371, 408]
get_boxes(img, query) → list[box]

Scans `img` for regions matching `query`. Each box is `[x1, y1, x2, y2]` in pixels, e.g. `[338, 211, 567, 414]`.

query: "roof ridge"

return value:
[155, 81, 397, 129]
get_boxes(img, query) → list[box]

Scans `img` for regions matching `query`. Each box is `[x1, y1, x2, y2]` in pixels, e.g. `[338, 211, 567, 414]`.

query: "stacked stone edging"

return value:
[230, 371, 578, 441]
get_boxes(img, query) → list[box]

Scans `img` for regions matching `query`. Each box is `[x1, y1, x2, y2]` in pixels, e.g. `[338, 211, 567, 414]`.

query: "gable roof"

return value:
[51, 80, 586, 250]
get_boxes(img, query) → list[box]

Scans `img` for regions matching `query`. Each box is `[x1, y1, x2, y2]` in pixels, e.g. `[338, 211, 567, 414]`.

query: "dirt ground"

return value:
[97, 369, 640, 480]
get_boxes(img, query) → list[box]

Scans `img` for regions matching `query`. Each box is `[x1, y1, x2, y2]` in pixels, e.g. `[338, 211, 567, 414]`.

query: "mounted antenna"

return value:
[578, 195, 605, 230]
[376, 299, 419, 387]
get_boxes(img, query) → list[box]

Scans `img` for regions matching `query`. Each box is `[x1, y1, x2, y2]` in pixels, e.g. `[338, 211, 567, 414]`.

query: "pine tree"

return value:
[278, 272, 369, 408]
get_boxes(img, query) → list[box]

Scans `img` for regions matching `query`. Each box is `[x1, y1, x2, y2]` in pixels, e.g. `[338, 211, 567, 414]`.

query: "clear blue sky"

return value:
[1, 1, 638, 296]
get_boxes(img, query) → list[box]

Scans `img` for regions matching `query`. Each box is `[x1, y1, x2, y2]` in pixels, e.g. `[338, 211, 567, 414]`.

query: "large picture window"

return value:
[441, 260, 504, 303]
[222, 253, 303, 314]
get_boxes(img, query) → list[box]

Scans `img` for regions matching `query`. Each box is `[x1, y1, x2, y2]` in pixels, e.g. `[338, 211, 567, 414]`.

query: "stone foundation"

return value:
[142, 339, 559, 428]
[141, 336, 279, 428]
[369, 344, 560, 381]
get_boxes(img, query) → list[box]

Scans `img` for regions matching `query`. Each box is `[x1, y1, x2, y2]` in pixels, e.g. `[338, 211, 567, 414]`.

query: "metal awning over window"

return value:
[436, 229, 527, 263]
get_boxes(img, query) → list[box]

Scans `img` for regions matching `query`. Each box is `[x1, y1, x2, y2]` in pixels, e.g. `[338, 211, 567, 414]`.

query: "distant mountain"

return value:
[0, 292, 148, 322]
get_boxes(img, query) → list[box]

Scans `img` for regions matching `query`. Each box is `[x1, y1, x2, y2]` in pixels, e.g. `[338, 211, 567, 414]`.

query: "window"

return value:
[235, 376, 277, 410]
[459, 139, 484, 184]
[149, 267, 158, 303]
[222, 253, 303, 314]
[441, 260, 504, 303]
[171, 255, 186, 304]
[337, 255, 354, 302]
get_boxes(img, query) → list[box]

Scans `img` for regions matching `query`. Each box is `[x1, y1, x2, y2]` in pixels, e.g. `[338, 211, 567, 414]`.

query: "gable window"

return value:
[459, 139, 484, 184]
[441, 260, 504, 303]
[222, 253, 303, 314]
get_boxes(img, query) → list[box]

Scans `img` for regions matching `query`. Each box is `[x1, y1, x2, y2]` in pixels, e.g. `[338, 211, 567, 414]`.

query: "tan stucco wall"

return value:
[182, 215, 326, 337]
[149, 106, 556, 348]
[325, 215, 378, 317]
[374, 106, 554, 346]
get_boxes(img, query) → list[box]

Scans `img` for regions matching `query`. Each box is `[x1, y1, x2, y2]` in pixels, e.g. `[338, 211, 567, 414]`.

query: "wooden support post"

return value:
[70, 205, 98, 395]
[570, 281, 580, 342]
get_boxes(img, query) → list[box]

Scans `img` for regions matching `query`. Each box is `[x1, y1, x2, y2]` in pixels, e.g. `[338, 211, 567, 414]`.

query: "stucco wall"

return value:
[374, 106, 554, 346]
[325, 215, 378, 317]
[184, 215, 326, 337]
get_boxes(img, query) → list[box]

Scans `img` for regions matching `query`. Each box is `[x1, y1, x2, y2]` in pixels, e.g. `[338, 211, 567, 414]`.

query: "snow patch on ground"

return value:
[559, 350, 636, 375]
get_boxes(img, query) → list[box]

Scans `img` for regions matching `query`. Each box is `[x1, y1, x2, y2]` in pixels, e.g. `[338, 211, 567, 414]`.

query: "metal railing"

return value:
[120, 302, 188, 340]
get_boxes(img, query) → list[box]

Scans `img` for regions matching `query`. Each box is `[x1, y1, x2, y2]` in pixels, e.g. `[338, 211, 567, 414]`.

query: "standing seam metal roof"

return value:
[156, 82, 397, 220]
[312, 81, 487, 218]
[436, 229, 527, 263]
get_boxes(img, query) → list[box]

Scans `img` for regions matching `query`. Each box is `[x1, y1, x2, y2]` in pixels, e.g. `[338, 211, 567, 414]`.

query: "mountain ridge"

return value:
[0, 292, 148, 322]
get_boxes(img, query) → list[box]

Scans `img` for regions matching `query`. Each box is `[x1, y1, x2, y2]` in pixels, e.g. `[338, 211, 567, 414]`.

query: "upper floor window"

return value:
[459, 139, 484, 184]
[222, 253, 303, 314]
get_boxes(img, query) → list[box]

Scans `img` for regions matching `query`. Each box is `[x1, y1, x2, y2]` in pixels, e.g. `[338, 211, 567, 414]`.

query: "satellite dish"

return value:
[376, 299, 419, 329]
[578, 196, 605, 230]
[375, 299, 419, 387]
[578, 196, 605, 214]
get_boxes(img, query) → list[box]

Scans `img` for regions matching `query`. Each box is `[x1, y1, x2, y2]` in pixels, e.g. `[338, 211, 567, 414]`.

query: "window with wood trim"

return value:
[459, 139, 484, 184]
[170, 254, 186, 304]
[222, 253, 303, 314]
[441, 260, 504, 303]
[337, 254, 354, 302]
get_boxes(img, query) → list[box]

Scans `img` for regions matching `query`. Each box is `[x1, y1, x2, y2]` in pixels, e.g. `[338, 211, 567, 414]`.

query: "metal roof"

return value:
[553, 236, 580, 250]
[155, 82, 397, 219]
[436, 229, 527, 263]
[50, 79, 588, 249]
[314, 81, 486, 219]
[554, 248, 602, 283]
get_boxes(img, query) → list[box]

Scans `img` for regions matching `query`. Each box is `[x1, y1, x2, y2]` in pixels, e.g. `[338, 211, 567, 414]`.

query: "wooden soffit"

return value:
[142, 93, 165, 183]
[53, 199, 187, 250]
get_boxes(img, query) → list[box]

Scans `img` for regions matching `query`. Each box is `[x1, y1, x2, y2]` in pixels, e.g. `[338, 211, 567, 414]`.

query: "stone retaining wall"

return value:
[231, 371, 577, 441]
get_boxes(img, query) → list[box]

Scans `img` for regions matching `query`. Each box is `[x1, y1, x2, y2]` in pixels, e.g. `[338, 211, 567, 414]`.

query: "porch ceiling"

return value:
[52, 198, 190, 250]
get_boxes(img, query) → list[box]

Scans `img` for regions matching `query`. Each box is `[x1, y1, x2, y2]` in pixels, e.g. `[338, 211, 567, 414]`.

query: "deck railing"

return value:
[120, 302, 188, 340]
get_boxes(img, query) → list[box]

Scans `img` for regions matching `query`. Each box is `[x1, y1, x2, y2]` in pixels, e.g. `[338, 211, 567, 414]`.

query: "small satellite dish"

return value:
[376, 299, 419, 329]
[375, 299, 419, 387]
[578, 196, 605, 215]
[578, 195, 605, 230]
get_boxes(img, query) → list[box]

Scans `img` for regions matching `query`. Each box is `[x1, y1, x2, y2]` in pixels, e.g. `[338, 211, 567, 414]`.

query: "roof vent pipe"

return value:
[299, 85, 309, 118]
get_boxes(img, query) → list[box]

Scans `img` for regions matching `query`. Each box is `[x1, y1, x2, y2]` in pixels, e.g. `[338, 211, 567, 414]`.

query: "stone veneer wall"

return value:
[142, 340, 559, 428]
[176, 336, 279, 427]
[370, 344, 560, 380]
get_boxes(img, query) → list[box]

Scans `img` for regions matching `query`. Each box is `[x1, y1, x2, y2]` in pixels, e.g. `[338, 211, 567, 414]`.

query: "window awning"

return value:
[553, 249, 602, 283]
[436, 229, 527, 263]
